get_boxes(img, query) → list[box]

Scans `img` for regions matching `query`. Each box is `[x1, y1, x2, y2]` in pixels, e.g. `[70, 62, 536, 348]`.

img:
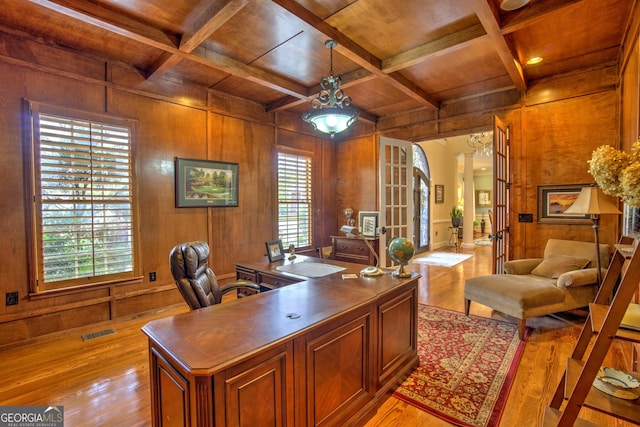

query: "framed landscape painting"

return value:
[537, 184, 591, 224]
[175, 158, 239, 207]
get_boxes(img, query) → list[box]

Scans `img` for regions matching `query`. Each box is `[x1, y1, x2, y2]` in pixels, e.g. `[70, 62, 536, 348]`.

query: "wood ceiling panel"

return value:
[431, 74, 515, 101]
[211, 75, 289, 105]
[94, 0, 217, 35]
[253, 34, 363, 87]
[0, 0, 633, 122]
[294, 0, 357, 20]
[1, 0, 163, 69]
[507, 0, 632, 74]
[165, 60, 231, 88]
[200, 1, 307, 64]
[198, 1, 366, 86]
[401, 38, 508, 97]
[344, 78, 424, 116]
[325, 0, 478, 59]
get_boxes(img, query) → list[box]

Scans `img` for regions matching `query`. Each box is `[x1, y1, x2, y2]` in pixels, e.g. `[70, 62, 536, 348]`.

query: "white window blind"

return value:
[34, 112, 134, 289]
[277, 152, 312, 248]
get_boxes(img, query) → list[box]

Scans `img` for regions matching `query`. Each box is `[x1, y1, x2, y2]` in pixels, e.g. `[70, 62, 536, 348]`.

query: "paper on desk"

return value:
[276, 262, 346, 278]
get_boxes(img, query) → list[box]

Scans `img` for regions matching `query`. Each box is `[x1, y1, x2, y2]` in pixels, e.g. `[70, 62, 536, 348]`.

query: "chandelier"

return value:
[467, 132, 493, 157]
[302, 40, 359, 139]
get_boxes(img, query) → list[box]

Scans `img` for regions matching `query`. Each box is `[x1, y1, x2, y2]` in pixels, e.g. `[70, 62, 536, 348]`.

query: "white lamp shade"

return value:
[302, 107, 358, 138]
[564, 187, 621, 215]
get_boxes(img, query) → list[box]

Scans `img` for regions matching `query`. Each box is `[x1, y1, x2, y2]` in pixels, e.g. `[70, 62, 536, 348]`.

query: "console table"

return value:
[142, 255, 419, 427]
[331, 235, 379, 265]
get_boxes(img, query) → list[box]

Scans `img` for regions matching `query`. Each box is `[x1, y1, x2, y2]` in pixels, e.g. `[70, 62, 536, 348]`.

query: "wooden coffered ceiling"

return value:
[0, 0, 635, 124]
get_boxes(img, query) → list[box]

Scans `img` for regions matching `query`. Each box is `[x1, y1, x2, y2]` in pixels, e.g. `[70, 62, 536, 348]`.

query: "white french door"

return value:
[492, 116, 510, 274]
[379, 136, 414, 267]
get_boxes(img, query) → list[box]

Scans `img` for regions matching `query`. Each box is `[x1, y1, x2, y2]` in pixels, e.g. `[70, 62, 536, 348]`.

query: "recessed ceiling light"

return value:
[500, 0, 530, 11]
[526, 56, 544, 65]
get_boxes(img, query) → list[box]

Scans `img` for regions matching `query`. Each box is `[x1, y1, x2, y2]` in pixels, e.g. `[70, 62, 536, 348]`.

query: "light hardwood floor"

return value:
[0, 244, 635, 426]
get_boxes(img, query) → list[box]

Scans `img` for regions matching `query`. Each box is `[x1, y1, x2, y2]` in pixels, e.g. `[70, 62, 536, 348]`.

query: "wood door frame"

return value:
[492, 116, 510, 274]
[378, 136, 414, 267]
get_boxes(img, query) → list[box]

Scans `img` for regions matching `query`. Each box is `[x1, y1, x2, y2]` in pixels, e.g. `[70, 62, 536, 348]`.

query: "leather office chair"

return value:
[169, 241, 260, 310]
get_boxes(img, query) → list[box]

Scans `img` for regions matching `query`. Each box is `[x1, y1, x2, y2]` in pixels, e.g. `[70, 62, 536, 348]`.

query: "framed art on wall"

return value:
[359, 211, 379, 237]
[435, 184, 444, 204]
[175, 158, 239, 207]
[475, 190, 492, 207]
[537, 184, 591, 224]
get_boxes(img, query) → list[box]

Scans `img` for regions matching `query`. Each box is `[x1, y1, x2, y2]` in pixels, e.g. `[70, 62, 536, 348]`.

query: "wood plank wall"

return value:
[0, 14, 638, 346]
[340, 65, 622, 261]
[0, 30, 336, 346]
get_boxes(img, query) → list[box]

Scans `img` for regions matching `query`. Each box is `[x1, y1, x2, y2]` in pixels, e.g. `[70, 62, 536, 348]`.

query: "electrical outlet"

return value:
[149, 271, 156, 282]
[6, 291, 18, 306]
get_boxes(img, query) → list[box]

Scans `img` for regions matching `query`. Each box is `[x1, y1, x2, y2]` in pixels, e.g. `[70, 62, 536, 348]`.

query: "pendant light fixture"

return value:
[302, 39, 359, 138]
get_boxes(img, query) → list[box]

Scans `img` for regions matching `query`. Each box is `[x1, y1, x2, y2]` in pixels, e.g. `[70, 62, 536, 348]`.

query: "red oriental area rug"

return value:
[393, 305, 528, 427]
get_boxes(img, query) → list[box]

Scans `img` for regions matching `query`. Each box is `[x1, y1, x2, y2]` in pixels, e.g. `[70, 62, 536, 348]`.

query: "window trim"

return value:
[276, 148, 313, 251]
[24, 101, 141, 294]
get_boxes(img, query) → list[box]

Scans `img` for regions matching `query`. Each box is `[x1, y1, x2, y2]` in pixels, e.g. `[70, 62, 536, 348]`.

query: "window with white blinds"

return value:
[277, 152, 312, 249]
[30, 107, 136, 291]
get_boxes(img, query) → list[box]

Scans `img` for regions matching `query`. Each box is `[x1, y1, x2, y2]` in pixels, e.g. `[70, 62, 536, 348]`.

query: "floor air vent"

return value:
[81, 328, 116, 342]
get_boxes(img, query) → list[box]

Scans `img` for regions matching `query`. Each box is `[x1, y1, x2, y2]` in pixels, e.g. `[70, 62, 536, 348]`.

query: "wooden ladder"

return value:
[544, 239, 640, 426]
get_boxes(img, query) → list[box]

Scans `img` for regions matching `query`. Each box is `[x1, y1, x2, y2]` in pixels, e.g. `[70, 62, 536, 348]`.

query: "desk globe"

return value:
[387, 237, 414, 277]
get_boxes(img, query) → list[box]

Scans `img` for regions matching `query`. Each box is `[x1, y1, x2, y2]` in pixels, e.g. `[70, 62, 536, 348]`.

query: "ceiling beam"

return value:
[29, 0, 180, 50]
[382, 24, 488, 73]
[30, 0, 309, 99]
[190, 46, 307, 97]
[469, 0, 526, 92]
[146, 0, 249, 80]
[269, 0, 440, 110]
[180, 0, 249, 51]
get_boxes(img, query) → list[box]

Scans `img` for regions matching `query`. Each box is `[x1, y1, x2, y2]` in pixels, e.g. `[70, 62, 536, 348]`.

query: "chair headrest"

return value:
[170, 241, 210, 280]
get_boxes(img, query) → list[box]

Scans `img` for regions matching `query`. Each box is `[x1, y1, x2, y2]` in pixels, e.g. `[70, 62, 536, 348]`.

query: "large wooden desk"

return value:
[142, 255, 419, 427]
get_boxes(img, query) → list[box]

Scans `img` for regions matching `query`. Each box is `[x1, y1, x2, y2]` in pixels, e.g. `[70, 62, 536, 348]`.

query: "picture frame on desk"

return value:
[359, 211, 379, 238]
[265, 239, 284, 262]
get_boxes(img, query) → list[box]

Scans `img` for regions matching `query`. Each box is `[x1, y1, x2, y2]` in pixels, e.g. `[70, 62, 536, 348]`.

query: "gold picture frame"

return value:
[537, 184, 591, 224]
[475, 190, 492, 207]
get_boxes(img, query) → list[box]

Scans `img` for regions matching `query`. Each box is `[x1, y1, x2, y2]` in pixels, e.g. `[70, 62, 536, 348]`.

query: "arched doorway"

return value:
[413, 144, 430, 253]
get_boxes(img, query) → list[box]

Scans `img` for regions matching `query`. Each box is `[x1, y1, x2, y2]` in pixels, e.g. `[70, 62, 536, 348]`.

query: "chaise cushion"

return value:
[557, 268, 600, 288]
[531, 255, 590, 279]
[465, 274, 565, 312]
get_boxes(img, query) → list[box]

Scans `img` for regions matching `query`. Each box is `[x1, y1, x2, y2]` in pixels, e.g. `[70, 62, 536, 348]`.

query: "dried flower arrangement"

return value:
[588, 140, 640, 207]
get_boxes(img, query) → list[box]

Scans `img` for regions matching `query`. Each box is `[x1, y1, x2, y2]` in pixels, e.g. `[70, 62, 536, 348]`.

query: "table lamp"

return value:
[563, 186, 621, 284]
[340, 225, 383, 277]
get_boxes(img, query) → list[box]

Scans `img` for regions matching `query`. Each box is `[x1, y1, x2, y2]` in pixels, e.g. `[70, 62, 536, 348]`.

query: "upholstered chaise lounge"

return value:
[464, 239, 610, 340]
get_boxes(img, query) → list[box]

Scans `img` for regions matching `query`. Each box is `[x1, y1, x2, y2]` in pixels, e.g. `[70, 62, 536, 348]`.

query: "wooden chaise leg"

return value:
[464, 299, 470, 316]
[517, 318, 526, 340]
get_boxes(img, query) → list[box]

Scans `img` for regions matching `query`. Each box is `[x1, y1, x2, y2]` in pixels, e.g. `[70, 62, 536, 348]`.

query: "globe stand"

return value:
[388, 237, 414, 279]
[392, 262, 411, 278]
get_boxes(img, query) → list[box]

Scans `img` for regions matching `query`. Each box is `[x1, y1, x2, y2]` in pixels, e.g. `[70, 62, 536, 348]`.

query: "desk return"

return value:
[142, 255, 419, 426]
